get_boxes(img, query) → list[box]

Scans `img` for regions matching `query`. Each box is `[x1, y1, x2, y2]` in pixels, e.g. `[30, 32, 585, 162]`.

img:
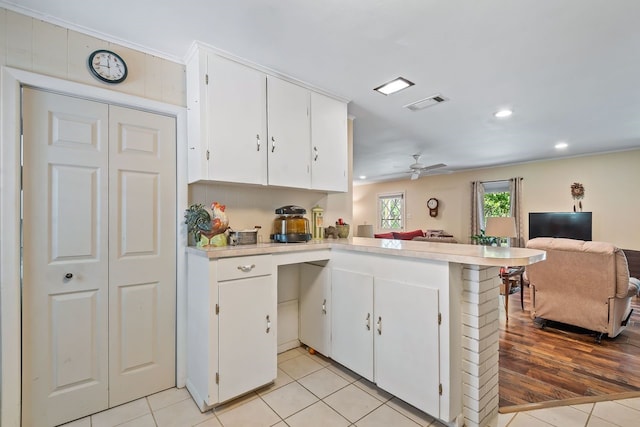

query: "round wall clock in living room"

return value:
[88, 49, 128, 84]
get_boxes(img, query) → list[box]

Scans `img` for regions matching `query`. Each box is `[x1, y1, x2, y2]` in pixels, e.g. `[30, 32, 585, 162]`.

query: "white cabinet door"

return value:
[267, 76, 311, 188]
[299, 263, 331, 357]
[218, 275, 277, 403]
[331, 268, 374, 381]
[374, 279, 440, 416]
[310, 92, 348, 192]
[207, 55, 268, 185]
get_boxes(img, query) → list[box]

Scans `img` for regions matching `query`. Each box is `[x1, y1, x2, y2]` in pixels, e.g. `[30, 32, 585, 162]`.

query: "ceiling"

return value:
[5, 0, 640, 183]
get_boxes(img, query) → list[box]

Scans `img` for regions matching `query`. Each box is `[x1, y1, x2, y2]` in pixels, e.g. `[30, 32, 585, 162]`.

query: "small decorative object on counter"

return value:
[335, 218, 350, 238]
[324, 226, 340, 239]
[184, 201, 229, 247]
[311, 206, 324, 239]
[571, 182, 585, 212]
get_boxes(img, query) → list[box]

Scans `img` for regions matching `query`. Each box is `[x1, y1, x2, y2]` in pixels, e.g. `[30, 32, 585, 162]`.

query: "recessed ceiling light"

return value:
[555, 142, 568, 149]
[359, 175, 367, 180]
[494, 109, 513, 118]
[374, 77, 414, 95]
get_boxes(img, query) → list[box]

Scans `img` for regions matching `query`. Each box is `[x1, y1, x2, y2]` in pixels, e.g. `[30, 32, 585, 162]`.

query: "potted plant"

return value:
[470, 229, 498, 246]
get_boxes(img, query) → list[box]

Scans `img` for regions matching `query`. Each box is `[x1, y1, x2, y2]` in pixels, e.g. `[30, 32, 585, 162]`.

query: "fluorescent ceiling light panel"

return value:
[374, 77, 414, 95]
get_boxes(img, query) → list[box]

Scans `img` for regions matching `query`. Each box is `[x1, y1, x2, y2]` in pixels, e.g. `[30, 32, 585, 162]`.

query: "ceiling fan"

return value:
[406, 154, 447, 180]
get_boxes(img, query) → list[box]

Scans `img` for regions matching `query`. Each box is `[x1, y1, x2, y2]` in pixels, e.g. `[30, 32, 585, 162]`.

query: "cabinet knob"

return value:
[64, 273, 73, 280]
[237, 264, 255, 273]
[266, 315, 271, 333]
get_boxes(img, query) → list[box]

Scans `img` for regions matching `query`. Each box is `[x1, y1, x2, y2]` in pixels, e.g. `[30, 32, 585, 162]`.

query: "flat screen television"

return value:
[528, 212, 592, 241]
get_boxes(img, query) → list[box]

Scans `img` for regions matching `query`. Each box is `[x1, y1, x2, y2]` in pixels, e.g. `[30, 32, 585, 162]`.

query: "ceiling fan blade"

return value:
[422, 163, 447, 172]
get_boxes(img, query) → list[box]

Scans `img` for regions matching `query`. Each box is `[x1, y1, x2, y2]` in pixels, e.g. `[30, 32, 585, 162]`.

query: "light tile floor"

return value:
[61, 347, 640, 427]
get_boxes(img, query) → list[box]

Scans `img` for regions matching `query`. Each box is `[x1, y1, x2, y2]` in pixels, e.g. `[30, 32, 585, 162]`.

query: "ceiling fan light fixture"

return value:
[555, 142, 568, 150]
[374, 77, 414, 95]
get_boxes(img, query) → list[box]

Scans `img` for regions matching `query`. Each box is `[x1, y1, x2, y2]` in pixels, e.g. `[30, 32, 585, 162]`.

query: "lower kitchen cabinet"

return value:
[218, 275, 277, 402]
[330, 258, 441, 417]
[374, 278, 440, 416]
[331, 268, 374, 381]
[186, 253, 276, 411]
[299, 263, 332, 357]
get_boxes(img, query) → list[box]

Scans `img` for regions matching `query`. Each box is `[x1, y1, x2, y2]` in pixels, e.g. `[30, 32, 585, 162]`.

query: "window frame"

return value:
[377, 191, 405, 231]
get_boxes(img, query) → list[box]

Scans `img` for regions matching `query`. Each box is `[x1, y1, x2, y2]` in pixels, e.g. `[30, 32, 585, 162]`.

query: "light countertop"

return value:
[187, 237, 546, 267]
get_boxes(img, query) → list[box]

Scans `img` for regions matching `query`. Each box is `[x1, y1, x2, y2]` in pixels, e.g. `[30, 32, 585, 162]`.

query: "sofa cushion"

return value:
[392, 229, 424, 240]
[374, 232, 394, 239]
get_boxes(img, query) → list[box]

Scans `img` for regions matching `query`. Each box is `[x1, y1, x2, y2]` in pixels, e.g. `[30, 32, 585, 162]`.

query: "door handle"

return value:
[256, 134, 261, 151]
[365, 313, 371, 330]
[271, 136, 276, 152]
[266, 315, 271, 333]
[322, 299, 327, 314]
[313, 146, 319, 161]
[377, 316, 382, 335]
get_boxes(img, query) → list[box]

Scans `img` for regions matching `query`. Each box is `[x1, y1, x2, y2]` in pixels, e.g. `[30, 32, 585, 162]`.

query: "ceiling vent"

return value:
[403, 94, 448, 112]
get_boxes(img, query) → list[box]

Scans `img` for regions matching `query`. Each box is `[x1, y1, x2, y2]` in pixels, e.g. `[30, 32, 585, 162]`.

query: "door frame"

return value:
[0, 66, 189, 427]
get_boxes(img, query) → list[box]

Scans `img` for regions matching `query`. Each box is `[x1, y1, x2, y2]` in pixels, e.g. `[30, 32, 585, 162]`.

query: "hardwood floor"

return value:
[499, 287, 640, 409]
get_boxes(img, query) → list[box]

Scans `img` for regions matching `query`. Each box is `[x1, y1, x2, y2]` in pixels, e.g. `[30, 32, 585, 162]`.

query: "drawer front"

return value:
[217, 254, 272, 281]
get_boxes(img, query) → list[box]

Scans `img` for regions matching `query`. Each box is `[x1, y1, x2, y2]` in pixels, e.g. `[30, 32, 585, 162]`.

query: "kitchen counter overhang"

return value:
[186, 236, 546, 266]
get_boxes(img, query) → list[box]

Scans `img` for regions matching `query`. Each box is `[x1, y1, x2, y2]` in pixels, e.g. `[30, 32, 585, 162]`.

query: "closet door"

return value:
[108, 106, 176, 405]
[22, 89, 177, 426]
[22, 88, 110, 427]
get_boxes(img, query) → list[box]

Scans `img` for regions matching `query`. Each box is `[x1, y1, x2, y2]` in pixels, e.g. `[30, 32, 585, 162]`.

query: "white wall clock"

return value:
[88, 49, 128, 84]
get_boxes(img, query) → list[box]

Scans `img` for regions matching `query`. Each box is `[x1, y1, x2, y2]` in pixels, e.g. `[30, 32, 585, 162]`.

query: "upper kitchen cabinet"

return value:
[266, 76, 311, 189]
[185, 43, 348, 192]
[186, 51, 268, 185]
[311, 92, 348, 192]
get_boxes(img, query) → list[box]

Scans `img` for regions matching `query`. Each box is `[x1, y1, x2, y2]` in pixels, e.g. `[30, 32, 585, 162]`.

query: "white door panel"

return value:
[22, 89, 176, 426]
[108, 105, 176, 406]
[331, 268, 374, 381]
[22, 88, 109, 427]
[218, 275, 277, 403]
[375, 279, 440, 416]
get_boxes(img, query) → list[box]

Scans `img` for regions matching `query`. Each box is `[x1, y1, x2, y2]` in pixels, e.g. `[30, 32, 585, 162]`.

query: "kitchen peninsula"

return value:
[186, 238, 545, 427]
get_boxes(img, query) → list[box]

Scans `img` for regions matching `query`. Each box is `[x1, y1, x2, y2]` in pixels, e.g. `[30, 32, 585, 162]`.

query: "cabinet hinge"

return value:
[216, 372, 219, 384]
[205, 74, 209, 85]
[206, 150, 210, 160]
[439, 383, 443, 395]
[215, 304, 219, 315]
[438, 313, 442, 325]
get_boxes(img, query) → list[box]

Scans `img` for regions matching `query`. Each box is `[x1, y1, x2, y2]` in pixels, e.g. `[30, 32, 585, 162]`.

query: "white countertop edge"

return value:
[186, 237, 546, 267]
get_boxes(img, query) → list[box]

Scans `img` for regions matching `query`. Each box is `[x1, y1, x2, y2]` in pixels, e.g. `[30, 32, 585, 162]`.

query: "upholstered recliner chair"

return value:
[525, 237, 640, 341]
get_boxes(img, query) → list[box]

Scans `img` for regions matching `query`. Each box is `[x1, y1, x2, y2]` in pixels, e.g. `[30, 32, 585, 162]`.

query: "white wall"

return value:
[0, 7, 186, 106]
[353, 149, 640, 250]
